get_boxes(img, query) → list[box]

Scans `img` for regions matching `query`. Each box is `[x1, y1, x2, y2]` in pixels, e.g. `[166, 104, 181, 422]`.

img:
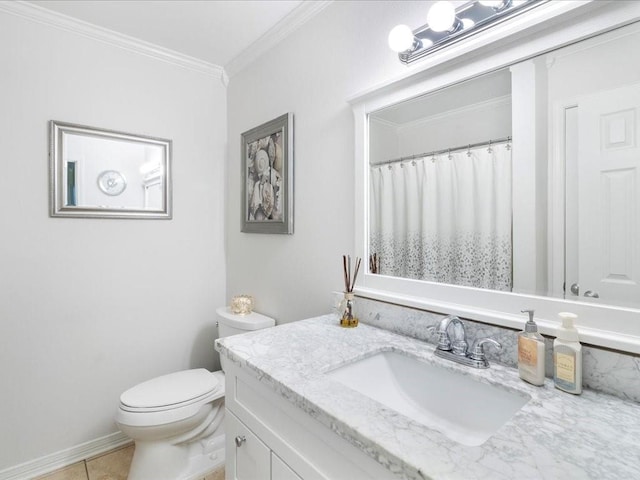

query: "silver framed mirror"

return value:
[49, 121, 172, 219]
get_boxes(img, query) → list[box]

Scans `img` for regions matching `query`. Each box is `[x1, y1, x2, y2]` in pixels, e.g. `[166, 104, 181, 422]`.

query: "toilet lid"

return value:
[120, 368, 219, 409]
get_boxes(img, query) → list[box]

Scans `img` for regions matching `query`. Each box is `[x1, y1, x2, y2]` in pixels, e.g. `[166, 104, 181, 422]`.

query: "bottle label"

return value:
[518, 336, 538, 367]
[555, 351, 576, 388]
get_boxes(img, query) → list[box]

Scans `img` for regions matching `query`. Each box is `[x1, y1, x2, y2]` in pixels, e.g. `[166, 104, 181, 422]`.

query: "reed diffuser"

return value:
[340, 255, 361, 328]
[369, 253, 379, 274]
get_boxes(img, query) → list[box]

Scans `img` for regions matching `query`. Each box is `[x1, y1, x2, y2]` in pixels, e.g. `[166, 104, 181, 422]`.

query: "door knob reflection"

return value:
[570, 283, 580, 296]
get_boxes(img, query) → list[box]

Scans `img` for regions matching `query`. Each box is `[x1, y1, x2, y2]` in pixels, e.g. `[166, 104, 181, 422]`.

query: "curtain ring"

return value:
[466, 144, 472, 157]
[487, 140, 493, 153]
[448, 148, 453, 160]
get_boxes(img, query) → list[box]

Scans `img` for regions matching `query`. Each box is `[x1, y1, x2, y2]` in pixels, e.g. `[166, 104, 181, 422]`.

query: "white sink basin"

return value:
[326, 351, 530, 446]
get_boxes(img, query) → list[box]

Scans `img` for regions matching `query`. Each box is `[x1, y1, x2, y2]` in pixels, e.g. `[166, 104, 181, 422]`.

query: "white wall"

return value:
[397, 97, 511, 158]
[226, 1, 429, 323]
[369, 96, 511, 166]
[369, 118, 399, 166]
[0, 10, 226, 471]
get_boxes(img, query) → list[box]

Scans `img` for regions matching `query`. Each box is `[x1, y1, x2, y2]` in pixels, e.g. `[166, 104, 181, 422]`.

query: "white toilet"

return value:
[115, 307, 275, 480]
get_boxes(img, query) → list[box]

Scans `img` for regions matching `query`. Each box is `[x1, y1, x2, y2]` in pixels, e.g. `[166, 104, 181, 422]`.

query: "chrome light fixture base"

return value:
[396, 0, 546, 65]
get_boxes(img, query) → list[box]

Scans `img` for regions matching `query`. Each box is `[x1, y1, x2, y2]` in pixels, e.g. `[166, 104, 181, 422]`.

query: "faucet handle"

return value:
[469, 337, 502, 362]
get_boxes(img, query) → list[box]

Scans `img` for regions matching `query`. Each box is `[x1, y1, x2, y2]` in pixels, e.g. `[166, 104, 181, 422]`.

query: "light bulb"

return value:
[461, 18, 475, 29]
[427, 1, 456, 33]
[388, 24, 415, 52]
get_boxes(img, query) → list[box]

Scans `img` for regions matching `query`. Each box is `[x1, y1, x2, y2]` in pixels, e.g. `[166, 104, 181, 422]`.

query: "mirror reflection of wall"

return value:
[368, 20, 640, 310]
[63, 134, 165, 210]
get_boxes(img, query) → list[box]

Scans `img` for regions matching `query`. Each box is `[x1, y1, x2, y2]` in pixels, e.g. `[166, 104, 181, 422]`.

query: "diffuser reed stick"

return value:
[343, 255, 349, 293]
[369, 253, 379, 274]
[342, 255, 361, 293]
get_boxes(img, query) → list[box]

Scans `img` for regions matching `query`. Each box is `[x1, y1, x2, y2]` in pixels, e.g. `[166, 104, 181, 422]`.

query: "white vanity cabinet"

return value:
[223, 363, 396, 480]
[271, 453, 302, 480]
[226, 411, 303, 480]
[226, 412, 272, 479]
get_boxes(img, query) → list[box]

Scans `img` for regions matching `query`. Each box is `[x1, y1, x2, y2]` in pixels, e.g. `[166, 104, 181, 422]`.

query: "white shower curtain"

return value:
[370, 143, 512, 291]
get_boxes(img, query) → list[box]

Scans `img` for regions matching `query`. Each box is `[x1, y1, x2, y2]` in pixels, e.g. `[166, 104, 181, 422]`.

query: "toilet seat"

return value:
[117, 369, 225, 427]
[120, 368, 220, 412]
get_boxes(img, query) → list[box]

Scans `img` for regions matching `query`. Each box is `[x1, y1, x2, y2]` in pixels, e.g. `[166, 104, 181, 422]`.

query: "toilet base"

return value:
[124, 393, 226, 480]
[128, 433, 225, 480]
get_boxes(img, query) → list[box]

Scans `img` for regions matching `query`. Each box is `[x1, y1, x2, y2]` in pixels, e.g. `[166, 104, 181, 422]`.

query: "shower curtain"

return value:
[370, 142, 512, 291]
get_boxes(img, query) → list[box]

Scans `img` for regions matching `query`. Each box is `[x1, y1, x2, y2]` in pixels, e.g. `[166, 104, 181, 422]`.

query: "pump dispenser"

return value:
[517, 309, 545, 385]
[553, 312, 582, 394]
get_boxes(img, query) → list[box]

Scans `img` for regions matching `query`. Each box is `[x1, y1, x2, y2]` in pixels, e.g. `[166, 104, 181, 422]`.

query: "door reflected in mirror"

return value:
[368, 21, 640, 310]
[50, 121, 172, 219]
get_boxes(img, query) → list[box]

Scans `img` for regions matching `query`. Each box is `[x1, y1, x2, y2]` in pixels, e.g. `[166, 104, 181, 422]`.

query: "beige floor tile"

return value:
[203, 466, 225, 480]
[86, 445, 134, 480]
[34, 461, 88, 480]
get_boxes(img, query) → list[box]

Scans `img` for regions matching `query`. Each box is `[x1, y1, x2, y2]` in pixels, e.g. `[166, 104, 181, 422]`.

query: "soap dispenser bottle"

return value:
[553, 312, 582, 394]
[517, 309, 545, 386]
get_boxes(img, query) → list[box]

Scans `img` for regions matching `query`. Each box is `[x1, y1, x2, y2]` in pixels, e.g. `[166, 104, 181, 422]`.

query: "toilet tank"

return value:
[216, 306, 276, 339]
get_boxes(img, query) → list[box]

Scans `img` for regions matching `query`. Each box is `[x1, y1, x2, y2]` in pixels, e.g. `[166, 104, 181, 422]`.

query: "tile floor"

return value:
[33, 444, 224, 480]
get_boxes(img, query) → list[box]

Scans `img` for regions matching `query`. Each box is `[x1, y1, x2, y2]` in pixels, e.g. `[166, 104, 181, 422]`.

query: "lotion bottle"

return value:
[517, 309, 545, 386]
[553, 312, 582, 394]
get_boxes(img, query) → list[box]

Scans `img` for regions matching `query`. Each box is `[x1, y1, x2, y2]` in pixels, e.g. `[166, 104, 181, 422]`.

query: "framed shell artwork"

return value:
[241, 113, 293, 234]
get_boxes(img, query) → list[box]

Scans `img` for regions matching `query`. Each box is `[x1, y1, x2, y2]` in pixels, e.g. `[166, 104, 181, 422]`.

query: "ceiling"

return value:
[26, 0, 310, 70]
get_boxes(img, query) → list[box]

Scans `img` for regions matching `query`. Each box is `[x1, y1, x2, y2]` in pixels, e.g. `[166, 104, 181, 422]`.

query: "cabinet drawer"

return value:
[227, 411, 270, 480]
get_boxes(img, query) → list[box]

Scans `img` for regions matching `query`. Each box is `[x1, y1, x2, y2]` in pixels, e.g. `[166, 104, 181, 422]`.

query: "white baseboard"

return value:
[0, 431, 131, 480]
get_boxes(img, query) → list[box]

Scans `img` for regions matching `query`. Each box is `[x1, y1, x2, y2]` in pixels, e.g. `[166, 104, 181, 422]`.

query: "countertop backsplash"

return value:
[355, 296, 640, 403]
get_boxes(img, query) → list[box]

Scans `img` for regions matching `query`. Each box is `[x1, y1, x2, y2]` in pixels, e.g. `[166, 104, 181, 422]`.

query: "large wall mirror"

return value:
[50, 121, 172, 219]
[353, 1, 640, 352]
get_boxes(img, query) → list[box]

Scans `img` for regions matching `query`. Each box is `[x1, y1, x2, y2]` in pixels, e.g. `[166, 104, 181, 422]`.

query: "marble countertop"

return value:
[215, 315, 640, 480]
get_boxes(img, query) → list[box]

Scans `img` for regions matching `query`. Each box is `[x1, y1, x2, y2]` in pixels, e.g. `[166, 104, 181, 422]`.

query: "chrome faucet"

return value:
[433, 315, 468, 355]
[429, 315, 502, 369]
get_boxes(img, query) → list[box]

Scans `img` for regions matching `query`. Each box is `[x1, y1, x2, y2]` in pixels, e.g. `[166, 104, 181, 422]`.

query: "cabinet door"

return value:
[227, 412, 270, 480]
[271, 453, 302, 480]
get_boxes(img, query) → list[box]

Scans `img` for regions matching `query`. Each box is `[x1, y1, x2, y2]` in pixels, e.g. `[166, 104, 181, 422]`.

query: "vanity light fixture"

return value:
[388, 0, 544, 64]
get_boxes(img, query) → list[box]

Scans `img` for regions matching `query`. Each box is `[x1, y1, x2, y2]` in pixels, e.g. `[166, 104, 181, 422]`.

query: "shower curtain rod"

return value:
[375, 136, 511, 166]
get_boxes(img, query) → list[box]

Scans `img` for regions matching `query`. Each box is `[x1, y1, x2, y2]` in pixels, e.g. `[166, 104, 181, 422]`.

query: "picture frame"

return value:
[241, 113, 294, 234]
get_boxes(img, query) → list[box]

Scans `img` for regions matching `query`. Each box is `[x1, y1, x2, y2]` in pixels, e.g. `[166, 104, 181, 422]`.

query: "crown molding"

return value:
[400, 94, 511, 129]
[370, 116, 399, 128]
[225, 0, 333, 79]
[371, 95, 511, 130]
[0, 1, 226, 81]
